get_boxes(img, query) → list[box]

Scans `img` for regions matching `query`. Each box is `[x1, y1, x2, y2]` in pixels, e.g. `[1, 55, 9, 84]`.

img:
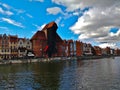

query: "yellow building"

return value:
[9, 35, 18, 59]
[0, 34, 18, 60]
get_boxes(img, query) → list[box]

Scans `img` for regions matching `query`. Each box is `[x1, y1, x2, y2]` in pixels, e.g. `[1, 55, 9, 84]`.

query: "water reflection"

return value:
[0, 57, 120, 90]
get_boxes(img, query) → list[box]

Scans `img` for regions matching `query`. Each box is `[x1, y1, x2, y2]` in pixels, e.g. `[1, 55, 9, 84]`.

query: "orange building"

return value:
[63, 40, 83, 57]
[0, 34, 18, 60]
[67, 40, 74, 56]
[76, 41, 83, 56]
[114, 48, 120, 55]
[9, 35, 18, 59]
[93, 46, 102, 56]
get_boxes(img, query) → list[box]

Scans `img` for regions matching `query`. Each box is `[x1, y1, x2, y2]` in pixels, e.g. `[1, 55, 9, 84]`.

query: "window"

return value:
[27, 41, 29, 44]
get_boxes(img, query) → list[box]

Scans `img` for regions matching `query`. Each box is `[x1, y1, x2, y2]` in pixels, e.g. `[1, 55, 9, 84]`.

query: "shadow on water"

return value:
[0, 61, 68, 90]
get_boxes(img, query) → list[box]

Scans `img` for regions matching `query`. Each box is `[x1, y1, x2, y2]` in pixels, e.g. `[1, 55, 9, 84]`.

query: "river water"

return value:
[0, 57, 120, 90]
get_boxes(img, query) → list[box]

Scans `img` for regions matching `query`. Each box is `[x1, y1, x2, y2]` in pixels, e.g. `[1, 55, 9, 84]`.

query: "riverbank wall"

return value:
[0, 55, 118, 65]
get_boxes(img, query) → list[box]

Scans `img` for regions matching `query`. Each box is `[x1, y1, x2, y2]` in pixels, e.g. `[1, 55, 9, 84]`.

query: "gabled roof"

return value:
[42, 21, 58, 31]
[31, 31, 46, 40]
[56, 33, 63, 42]
[31, 21, 62, 42]
[9, 35, 18, 42]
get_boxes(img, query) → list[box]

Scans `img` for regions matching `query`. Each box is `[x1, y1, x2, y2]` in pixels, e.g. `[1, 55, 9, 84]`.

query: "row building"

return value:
[30, 22, 120, 57]
[0, 34, 33, 60]
[0, 21, 120, 60]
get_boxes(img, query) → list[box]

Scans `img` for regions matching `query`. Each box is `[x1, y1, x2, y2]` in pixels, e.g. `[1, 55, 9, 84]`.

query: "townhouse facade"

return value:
[9, 35, 18, 59]
[18, 38, 33, 58]
[0, 34, 9, 60]
[82, 43, 92, 55]
[93, 46, 102, 56]
[0, 34, 33, 60]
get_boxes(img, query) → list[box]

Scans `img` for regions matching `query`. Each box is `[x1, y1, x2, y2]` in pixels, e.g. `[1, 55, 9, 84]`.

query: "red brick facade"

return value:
[31, 22, 63, 57]
[31, 31, 47, 57]
[76, 41, 83, 56]
[93, 46, 102, 56]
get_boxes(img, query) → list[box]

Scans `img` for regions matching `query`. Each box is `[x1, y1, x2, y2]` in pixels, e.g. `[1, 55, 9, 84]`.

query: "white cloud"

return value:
[26, 13, 33, 18]
[70, 5, 120, 43]
[52, 0, 120, 48]
[46, 7, 63, 15]
[29, 0, 44, 2]
[0, 7, 13, 15]
[0, 26, 8, 30]
[33, 23, 46, 30]
[55, 16, 62, 25]
[1, 18, 24, 28]
[99, 43, 118, 49]
[61, 23, 64, 27]
[0, 26, 9, 32]
[2, 3, 11, 9]
[32, 23, 46, 34]
[95, 29, 120, 43]
[0, 2, 25, 15]
[52, 0, 120, 11]
[55, 17, 65, 27]
[63, 0, 120, 43]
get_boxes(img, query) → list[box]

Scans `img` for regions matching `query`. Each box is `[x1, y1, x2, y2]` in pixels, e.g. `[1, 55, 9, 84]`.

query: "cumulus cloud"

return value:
[52, 0, 120, 11]
[99, 43, 118, 49]
[51, 0, 120, 42]
[70, 4, 120, 43]
[1, 18, 24, 28]
[52, 0, 120, 48]
[46, 7, 63, 15]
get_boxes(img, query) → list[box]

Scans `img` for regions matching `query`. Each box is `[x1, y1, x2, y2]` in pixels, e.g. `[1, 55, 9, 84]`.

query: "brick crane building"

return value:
[31, 22, 63, 57]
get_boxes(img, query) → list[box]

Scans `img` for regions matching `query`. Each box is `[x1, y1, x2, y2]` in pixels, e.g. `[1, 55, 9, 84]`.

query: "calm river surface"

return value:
[0, 57, 120, 90]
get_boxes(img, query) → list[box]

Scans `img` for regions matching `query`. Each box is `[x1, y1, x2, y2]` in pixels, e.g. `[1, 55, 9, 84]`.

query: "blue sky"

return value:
[0, 0, 79, 39]
[0, 0, 120, 48]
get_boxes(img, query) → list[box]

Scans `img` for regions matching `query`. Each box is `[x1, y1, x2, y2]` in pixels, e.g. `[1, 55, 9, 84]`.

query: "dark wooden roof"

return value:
[42, 21, 58, 31]
[31, 31, 46, 40]
[31, 21, 62, 42]
[56, 33, 63, 42]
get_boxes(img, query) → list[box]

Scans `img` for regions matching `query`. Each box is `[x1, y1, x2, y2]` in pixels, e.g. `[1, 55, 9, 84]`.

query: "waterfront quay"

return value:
[0, 56, 120, 90]
[0, 55, 117, 65]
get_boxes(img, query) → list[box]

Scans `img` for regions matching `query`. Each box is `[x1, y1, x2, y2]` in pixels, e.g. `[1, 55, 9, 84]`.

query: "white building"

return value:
[83, 43, 92, 55]
[18, 38, 33, 58]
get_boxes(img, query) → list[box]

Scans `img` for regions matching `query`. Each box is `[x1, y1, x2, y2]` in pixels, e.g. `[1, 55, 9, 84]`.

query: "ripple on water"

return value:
[0, 58, 120, 90]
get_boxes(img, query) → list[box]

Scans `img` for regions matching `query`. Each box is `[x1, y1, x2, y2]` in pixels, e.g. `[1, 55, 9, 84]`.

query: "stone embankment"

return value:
[0, 55, 117, 65]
